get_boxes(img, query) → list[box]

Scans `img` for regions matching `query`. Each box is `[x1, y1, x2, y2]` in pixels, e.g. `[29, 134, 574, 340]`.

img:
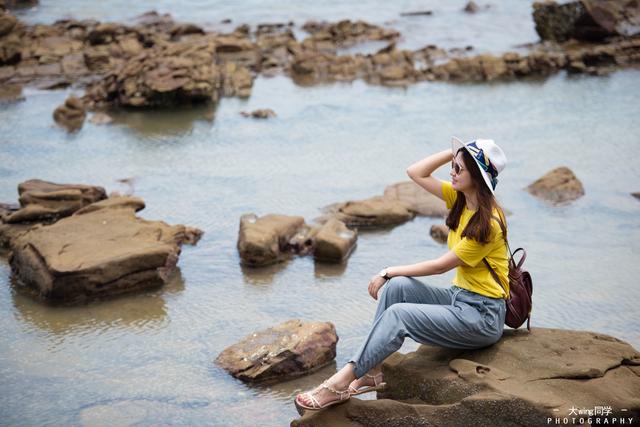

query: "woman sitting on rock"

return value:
[295, 137, 509, 412]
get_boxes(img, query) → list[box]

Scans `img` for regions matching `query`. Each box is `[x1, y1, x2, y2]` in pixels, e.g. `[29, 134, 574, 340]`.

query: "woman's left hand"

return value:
[368, 275, 388, 300]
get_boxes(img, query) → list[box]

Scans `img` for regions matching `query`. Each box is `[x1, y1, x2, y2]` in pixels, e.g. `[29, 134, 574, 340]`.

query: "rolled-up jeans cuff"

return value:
[347, 360, 366, 378]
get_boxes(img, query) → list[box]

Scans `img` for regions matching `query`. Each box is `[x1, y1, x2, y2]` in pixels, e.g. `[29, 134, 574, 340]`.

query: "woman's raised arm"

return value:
[406, 149, 452, 201]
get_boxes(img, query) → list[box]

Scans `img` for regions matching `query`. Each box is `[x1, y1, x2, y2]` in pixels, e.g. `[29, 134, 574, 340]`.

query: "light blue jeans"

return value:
[349, 276, 506, 378]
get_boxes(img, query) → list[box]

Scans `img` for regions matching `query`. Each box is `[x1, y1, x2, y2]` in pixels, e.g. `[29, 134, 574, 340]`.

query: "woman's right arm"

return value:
[406, 149, 452, 200]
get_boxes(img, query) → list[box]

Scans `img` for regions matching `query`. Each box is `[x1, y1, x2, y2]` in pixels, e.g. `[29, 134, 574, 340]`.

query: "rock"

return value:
[89, 112, 113, 125]
[222, 62, 254, 98]
[301, 20, 400, 50]
[0, 24, 21, 64]
[4, 0, 38, 8]
[73, 195, 145, 215]
[240, 108, 276, 119]
[430, 224, 449, 244]
[170, 23, 204, 38]
[325, 196, 415, 228]
[464, 1, 479, 13]
[383, 181, 448, 217]
[3, 179, 106, 224]
[313, 218, 357, 262]
[237, 213, 305, 266]
[53, 96, 86, 132]
[85, 36, 221, 108]
[9, 202, 197, 302]
[0, 83, 22, 102]
[526, 166, 585, 204]
[292, 328, 640, 425]
[286, 223, 318, 257]
[400, 11, 433, 17]
[60, 52, 89, 76]
[0, 222, 32, 248]
[215, 319, 338, 384]
[0, 9, 17, 36]
[533, 0, 640, 42]
[632, 192, 640, 200]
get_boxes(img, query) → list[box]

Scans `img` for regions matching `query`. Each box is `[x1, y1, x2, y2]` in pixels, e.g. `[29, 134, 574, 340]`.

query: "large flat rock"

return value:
[9, 198, 199, 302]
[292, 328, 640, 426]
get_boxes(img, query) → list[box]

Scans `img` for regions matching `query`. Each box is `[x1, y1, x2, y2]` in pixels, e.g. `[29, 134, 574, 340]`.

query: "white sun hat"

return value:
[451, 136, 507, 194]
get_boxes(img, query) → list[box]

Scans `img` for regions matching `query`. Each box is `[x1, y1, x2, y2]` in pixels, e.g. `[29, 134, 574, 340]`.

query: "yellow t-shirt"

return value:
[441, 181, 509, 299]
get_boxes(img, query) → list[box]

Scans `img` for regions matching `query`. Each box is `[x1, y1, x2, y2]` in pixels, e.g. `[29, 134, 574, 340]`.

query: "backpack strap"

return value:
[486, 212, 512, 299]
[483, 258, 508, 297]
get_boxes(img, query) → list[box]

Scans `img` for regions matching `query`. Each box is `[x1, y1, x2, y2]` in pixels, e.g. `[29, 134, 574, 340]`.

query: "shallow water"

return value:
[2, 2, 640, 427]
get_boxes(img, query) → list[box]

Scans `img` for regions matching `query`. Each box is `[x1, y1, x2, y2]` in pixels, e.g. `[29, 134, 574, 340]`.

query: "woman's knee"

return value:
[385, 276, 413, 296]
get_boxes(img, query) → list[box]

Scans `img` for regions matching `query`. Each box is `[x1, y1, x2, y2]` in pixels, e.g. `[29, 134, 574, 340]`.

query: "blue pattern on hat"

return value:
[466, 141, 499, 190]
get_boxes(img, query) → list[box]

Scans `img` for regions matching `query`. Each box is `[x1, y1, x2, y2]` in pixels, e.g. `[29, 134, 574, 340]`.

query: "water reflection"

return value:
[109, 103, 218, 137]
[240, 260, 292, 285]
[10, 269, 185, 336]
[314, 259, 348, 278]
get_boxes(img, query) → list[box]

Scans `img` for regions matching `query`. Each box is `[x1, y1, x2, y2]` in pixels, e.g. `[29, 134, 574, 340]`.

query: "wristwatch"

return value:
[379, 268, 391, 280]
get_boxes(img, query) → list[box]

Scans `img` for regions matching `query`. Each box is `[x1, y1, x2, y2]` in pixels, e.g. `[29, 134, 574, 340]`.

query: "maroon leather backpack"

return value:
[484, 218, 533, 331]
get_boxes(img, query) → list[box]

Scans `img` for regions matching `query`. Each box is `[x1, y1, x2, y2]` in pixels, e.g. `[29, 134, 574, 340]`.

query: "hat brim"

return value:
[450, 136, 496, 195]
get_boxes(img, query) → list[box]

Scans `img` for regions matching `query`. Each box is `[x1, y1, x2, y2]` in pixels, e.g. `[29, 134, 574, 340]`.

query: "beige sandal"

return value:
[294, 381, 350, 414]
[348, 372, 387, 396]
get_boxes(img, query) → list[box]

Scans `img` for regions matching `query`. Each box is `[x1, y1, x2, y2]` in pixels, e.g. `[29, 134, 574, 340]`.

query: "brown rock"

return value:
[0, 82, 22, 101]
[5, 0, 38, 8]
[239, 108, 276, 119]
[632, 192, 640, 200]
[383, 181, 448, 217]
[53, 96, 86, 132]
[61, 52, 89, 76]
[313, 218, 357, 262]
[526, 166, 585, 204]
[533, 0, 640, 42]
[237, 213, 305, 266]
[86, 37, 221, 108]
[301, 20, 400, 48]
[4, 179, 106, 224]
[464, 1, 479, 13]
[293, 328, 640, 425]
[0, 10, 17, 36]
[400, 10, 433, 17]
[222, 62, 254, 98]
[9, 204, 194, 302]
[73, 196, 145, 215]
[430, 224, 449, 244]
[215, 319, 338, 384]
[326, 196, 415, 228]
[0, 29, 22, 64]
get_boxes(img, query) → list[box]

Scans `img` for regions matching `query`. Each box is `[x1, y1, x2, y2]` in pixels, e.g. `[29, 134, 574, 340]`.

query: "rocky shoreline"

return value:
[1, 1, 639, 131]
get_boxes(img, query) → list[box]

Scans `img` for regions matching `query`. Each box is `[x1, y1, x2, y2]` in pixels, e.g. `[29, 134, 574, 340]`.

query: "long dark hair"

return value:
[445, 149, 506, 244]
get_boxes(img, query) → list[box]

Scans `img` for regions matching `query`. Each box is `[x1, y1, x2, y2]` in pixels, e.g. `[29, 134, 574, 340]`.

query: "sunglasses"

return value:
[451, 161, 465, 175]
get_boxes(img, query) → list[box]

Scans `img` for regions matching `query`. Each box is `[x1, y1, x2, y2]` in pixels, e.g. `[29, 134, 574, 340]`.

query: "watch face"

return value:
[380, 269, 387, 277]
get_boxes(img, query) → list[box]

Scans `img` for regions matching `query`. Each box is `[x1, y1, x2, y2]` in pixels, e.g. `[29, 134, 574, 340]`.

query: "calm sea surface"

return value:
[2, 1, 640, 426]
